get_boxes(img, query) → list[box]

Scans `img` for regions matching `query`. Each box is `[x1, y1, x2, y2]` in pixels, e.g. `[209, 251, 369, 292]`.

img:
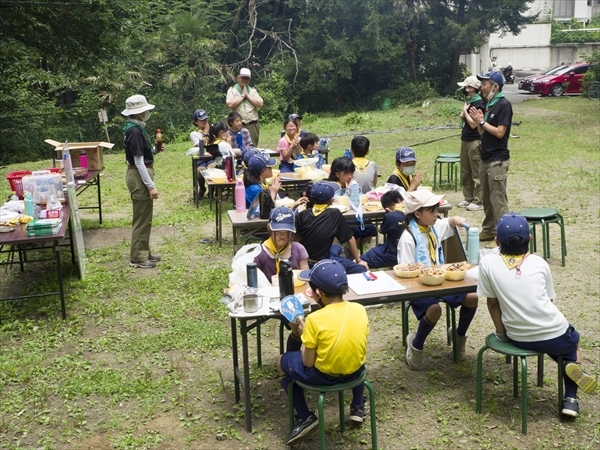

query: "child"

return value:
[294, 132, 322, 169]
[254, 206, 309, 352]
[227, 111, 254, 161]
[296, 180, 368, 274]
[478, 213, 597, 417]
[278, 117, 300, 173]
[397, 190, 479, 369]
[277, 260, 369, 445]
[189, 109, 210, 148]
[387, 147, 423, 192]
[328, 157, 378, 248]
[350, 136, 379, 193]
[360, 190, 406, 269]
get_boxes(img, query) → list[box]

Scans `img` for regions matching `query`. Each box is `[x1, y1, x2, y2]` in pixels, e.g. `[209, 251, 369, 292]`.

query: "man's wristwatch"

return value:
[479, 120, 485, 126]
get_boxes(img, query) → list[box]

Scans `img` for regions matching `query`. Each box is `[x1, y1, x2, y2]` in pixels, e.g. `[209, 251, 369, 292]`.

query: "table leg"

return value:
[96, 173, 103, 224]
[217, 186, 223, 247]
[192, 158, 198, 208]
[231, 318, 240, 403]
[240, 319, 252, 432]
[54, 244, 66, 320]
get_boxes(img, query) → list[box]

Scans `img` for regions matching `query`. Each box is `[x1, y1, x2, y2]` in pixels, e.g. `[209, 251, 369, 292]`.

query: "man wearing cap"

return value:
[189, 109, 209, 148]
[457, 76, 486, 211]
[277, 260, 369, 444]
[398, 190, 479, 369]
[468, 71, 513, 241]
[478, 213, 597, 417]
[296, 181, 369, 274]
[122, 94, 160, 269]
[387, 146, 423, 192]
[226, 68, 264, 146]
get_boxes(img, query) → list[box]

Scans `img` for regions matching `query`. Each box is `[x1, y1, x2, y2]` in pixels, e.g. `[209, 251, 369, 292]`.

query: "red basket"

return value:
[6, 171, 32, 199]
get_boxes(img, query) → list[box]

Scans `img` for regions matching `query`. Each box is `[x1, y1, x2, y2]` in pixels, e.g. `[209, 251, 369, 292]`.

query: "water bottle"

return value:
[24, 191, 34, 217]
[225, 154, 234, 182]
[235, 177, 246, 212]
[79, 150, 88, 168]
[467, 227, 480, 265]
[278, 260, 294, 299]
[246, 263, 258, 288]
[236, 132, 244, 152]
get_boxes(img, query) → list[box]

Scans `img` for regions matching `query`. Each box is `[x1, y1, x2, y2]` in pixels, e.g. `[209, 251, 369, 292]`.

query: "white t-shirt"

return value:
[190, 130, 203, 147]
[397, 218, 454, 265]
[477, 253, 567, 342]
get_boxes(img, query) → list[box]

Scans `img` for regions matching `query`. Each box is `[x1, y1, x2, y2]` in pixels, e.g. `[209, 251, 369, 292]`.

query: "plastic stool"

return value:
[288, 371, 377, 450]
[433, 156, 460, 192]
[519, 208, 566, 266]
[476, 334, 563, 435]
[402, 300, 459, 363]
[437, 153, 460, 159]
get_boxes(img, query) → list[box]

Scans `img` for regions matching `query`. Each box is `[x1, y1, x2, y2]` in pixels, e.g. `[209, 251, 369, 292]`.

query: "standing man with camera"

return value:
[468, 71, 513, 241]
[226, 68, 263, 146]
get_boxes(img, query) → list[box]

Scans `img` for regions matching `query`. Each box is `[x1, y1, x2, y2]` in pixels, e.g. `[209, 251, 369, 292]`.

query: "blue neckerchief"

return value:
[408, 218, 444, 265]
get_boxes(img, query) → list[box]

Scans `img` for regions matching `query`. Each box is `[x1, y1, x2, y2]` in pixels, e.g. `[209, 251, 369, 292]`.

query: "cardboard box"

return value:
[45, 139, 114, 171]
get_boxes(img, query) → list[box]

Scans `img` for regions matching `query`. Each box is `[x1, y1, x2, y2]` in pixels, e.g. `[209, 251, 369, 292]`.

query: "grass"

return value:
[0, 95, 599, 449]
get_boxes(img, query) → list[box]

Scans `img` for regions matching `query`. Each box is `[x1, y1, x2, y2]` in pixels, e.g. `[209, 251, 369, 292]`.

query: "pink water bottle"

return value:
[235, 177, 246, 212]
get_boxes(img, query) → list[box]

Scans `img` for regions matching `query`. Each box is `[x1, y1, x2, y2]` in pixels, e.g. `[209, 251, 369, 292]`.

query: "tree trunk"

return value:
[336, 74, 342, 111]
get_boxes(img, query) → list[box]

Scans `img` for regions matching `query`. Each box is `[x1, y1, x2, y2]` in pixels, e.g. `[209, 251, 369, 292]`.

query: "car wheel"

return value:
[551, 84, 564, 97]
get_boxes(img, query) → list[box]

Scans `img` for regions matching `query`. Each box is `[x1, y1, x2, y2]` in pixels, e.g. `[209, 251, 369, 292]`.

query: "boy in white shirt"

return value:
[478, 213, 597, 417]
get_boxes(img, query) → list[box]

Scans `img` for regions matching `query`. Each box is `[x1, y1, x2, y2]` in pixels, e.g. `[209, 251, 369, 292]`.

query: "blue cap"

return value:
[247, 153, 276, 175]
[298, 259, 348, 292]
[395, 147, 416, 163]
[269, 206, 295, 232]
[496, 213, 530, 244]
[310, 181, 340, 204]
[192, 109, 209, 121]
[477, 71, 504, 87]
[242, 148, 259, 165]
[288, 113, 303, 120]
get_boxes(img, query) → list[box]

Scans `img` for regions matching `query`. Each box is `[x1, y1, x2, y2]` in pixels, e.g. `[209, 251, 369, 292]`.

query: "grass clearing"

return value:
[0, 96, 598, 449]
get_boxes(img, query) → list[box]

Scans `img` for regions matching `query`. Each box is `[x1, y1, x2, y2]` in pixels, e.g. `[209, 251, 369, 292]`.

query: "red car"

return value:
[518, 64, 569, 91]
[530, 63, 591, 96]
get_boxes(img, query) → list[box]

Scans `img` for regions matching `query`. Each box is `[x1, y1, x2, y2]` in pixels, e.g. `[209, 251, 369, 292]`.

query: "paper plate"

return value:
[279, 295, 304, 323]
[329, 204, 349, 213]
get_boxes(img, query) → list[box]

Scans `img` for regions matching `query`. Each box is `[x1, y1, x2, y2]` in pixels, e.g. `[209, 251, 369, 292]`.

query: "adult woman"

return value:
[122, 94, 160, 269]
[278, 117, 300, 173]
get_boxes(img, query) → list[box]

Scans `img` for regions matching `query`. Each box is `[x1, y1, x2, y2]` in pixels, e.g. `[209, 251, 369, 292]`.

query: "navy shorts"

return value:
[280, 351, 365, 386]
[511, 325, 579, 362]
[360, 245, 397, 269]
[410, 294, 467, 320]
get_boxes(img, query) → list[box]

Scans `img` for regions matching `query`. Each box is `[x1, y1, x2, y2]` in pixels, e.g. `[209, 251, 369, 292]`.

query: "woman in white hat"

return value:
[122, 94, 160, 269]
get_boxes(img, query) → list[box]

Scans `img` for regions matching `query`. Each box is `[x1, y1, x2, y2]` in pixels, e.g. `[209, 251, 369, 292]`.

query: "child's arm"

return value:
[448, 215, 468, 228]
[302, 346, 317, 368]
[486, 297, 509, 341]
[348, 236, 369, 269]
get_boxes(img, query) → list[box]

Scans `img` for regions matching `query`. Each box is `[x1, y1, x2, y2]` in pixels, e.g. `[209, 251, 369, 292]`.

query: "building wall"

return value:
[551, 43, 600, 64]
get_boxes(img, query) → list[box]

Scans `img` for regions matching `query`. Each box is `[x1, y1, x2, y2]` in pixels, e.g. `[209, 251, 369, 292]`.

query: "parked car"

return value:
[530, 63, 592, 97]
[518, 65, 569, 91]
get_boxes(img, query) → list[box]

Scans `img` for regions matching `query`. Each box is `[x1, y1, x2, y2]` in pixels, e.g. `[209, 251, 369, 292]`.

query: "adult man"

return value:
[468, 71, 512, 241]
[457, 76, 486, 211]
[226, 68, 263, 146]
[122, 94, 160, 269]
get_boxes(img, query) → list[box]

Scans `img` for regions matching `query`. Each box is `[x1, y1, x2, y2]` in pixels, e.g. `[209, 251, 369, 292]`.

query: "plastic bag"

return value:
[229, 244, 271, 288]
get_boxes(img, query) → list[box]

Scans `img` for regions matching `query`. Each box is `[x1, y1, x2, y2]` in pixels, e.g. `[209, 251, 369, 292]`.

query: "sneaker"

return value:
[479, 232, 496, 241]
[149, 254, 161, 262]
[406, 333, 423, 370]
[349, 405, 365, 424]
[561, 397, 579, 417]
[287, 412, 319, 445]
[466, 203, 484, 211]
[448, 327, 467, 360]
[565, 363, 598, 394]
[457, 200, 471, 208]
[129, 260, 156, 269]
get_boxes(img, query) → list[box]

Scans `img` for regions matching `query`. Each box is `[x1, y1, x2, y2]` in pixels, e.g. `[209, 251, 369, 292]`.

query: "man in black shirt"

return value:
[457, 76, 486, 211]
[469, 72, 512, 241]
[296, 181, 368, 274]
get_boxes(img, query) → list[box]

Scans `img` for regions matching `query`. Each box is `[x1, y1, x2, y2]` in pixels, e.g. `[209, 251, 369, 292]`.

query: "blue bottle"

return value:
[236, 132, 244, 152]
[467, 227, 480, 265]
[24, 191, 34, 217]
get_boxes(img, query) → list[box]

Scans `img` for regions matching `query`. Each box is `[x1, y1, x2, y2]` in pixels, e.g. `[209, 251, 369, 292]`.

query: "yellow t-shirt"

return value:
[302, 301, 369, 375]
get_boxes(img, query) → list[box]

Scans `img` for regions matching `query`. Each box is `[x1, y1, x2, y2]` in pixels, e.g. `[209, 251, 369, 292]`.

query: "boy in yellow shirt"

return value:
[276, 260, 370, 445]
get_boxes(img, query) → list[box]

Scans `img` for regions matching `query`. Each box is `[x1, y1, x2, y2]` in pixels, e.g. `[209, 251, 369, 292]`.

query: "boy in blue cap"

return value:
[478, 213, 597, 417]
[387, 147, 423, 192]
[277, 260, 369, 445]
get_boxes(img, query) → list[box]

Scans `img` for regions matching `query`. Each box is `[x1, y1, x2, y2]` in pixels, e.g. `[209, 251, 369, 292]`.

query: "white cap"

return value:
[121, 95, 155, 116]
[239, 68, 251, 78]
[404, 190, 445, 214]
[457, 76, 481, 89]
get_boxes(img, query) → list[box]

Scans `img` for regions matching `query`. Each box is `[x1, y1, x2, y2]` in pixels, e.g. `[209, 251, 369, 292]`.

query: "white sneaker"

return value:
[466, 203, 483, 211]
[457, 200, 470, 208]
[406, 333, 423, 370]
[448, 327, 467, 360]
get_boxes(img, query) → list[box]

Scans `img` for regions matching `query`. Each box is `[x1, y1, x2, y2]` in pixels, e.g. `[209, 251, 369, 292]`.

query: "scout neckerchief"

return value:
[312, 203, 329, 217]
[353, 157, 370, 174]
[234, 83, 252, 107]
[262, 237, 291, 273]
[482, 92, 505, 134]
[408, 218, 443, 266]
[123, 119, 153, 151]
[500, 252, 529, 275]
[392, 168, 412, 191]
[461, 93, 483, 128]
[285, 133, 293, 145]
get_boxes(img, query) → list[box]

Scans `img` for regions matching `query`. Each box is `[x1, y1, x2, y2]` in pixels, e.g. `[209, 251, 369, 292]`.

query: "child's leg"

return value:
[360, 245, 396, 269]
[456, 293, 479, 337]
[277, 352, 311, 419]
[287, 322, 302, 352]
[351, 383, 365, 407]
[412, 301, 441, 350]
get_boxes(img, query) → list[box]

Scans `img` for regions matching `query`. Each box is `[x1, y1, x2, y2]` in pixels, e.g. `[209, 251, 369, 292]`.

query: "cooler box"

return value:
[21, 171, 65, 204]
[45, 139, 114, 171]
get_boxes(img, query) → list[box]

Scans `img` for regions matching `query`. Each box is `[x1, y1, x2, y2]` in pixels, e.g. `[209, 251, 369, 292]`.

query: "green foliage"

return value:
[581, 49, 600, 91]
[254, 69, 296, 124]
[551, 15, 600, 44]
